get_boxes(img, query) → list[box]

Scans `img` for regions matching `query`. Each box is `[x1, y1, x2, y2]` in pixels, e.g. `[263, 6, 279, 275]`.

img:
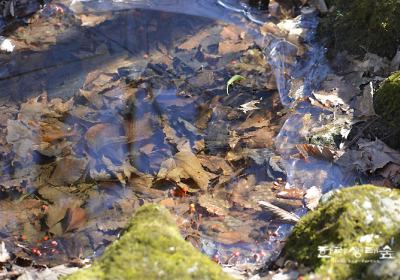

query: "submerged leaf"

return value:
[226, 75, 245, 95]
[67, 207, 87, 231]
[257, 200, 300, 222]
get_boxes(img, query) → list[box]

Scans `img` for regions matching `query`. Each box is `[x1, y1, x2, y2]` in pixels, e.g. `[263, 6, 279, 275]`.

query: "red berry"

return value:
[50, 241, 57, 246]
[36, 250, 41, 256]
[267, 230, 272, 235]
[254, 253, 260, 259]
[32, 249, 37, 254]
[144, 54, 149, 59]
[55, 251, 59, 254]
[260, 251, 266, 257]
[42, 205, 48, 210]
[231, 61, 236, 65]
[273, 232, 278, 237]
[43, 236, 48, 241]
[213, 254, 219, 262]
[397, 170, 400, 175]
[234, 251, 240, 257]
[182, 186, 188, 193]
[21, 235, 27, 241]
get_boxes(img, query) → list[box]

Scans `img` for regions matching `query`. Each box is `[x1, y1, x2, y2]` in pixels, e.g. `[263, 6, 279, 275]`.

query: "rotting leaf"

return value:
[85, 123, 124, 155]
[67, 207, 87, 231]
[46, 196, 82, 229]
[49, 157, 89, 186]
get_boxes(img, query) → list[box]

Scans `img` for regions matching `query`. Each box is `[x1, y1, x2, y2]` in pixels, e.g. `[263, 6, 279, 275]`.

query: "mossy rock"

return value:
[372, 71, 400, 149]
[63, 203, 234, 280]
[317, 0, 400, 59]
[279, 184, 400, 279]
[374, 71, 400, 127]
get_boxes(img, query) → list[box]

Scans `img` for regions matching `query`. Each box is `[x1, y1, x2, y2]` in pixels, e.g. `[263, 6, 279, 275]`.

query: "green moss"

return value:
[317, 0, 400, 59]
[280, 184, 400, 279]
[308, 125, 342, 149]
[374, 71, 400, 126]
[371, 71, 400, 150]
[63, 203, 234, 280]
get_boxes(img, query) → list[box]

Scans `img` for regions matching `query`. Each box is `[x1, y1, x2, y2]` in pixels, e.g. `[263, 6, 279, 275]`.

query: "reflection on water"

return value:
[0, 0, 359, 272]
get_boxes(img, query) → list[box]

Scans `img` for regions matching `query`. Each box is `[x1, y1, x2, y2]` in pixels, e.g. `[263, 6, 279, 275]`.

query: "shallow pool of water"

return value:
[0, 0, 361, 271]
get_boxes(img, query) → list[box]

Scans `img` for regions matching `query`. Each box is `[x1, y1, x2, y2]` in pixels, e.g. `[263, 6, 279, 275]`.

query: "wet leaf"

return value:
[239, 98, 261, 113]
[276, 187, 306, 200]
[85, 123, 124, 154]
[175, 150, 211, 190]
[178, 30, 210, 50]
[46, 197, 82, 229]
[79, 14, 109, 27]
[79, 89, 105, 110]
[67, 207, 87, 231]
[198, 194, 230, 216]
[216, 231, 252, 245]
[303, 186, 322, 210]
[257, 201, 300, 222]
[226, 75, 245, 95]
[97, 210, 129, 232]
[296, 144, 337, 161]
[49, 157, 89, 186]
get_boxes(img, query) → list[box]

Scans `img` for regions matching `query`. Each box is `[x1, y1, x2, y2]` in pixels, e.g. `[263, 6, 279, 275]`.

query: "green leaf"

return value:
[226, 75, 245, 95]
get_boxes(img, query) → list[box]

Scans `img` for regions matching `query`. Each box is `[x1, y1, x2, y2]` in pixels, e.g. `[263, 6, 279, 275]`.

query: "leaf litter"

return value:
[0, 0, 397, 278]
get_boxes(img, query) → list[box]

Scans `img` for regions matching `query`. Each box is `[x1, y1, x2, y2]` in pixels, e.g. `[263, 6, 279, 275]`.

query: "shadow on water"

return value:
[0, 0, 360, 271]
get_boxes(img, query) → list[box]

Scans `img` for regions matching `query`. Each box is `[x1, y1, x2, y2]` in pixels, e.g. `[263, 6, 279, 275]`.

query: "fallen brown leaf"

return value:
[67, 207, 87, 231]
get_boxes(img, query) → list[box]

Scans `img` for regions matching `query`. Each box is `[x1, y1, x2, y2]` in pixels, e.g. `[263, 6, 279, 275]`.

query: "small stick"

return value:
[344, 116, 380, 150]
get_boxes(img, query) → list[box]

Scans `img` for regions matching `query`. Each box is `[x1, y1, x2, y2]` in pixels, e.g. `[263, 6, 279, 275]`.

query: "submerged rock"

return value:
[276, 184, 400, 279]
[64, 203, 234, 280]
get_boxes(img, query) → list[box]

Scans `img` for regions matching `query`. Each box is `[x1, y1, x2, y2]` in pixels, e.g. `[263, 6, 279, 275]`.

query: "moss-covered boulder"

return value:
[278, 184, 400, 279]
[317, 0, 400, 59]
[63, 203, 234, 280]
[372, 71, 400, 150]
